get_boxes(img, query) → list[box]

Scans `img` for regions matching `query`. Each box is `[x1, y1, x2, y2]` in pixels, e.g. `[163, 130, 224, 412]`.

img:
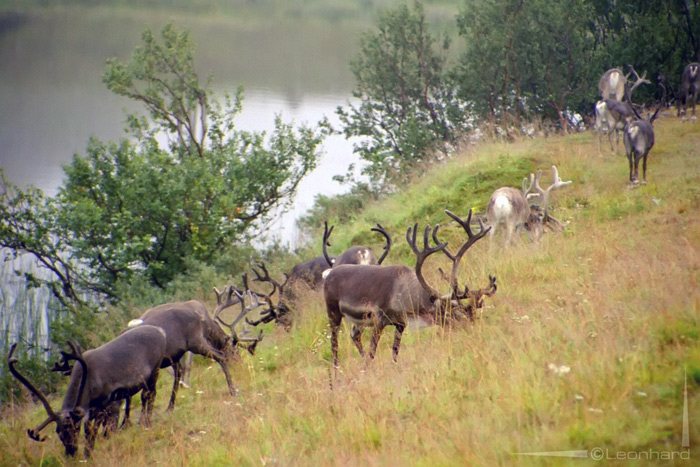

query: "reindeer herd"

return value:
[594, 62, 699, 186]
[6, 61, 697, 459]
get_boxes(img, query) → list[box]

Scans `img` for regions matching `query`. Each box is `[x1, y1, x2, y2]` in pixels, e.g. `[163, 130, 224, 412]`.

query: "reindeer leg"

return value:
[212, 351, 237, 397]
[167, 361, 180, 411]
[641, 152, 649, 184]
[350, 325, 365, 357]
[391, 323, 406, 363]
[140, 370, 158, 427]
[120, 396, 131, 429]
[83, 415, 98, 458]
[368, 321, 387, 360]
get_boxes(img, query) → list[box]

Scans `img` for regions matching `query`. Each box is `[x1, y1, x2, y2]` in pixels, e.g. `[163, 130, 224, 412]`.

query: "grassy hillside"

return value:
[1, 115, 699, 466]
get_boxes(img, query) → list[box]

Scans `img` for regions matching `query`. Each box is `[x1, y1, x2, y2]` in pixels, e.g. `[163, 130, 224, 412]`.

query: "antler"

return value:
[371, 224, 392, 264]
[7, 343, 58, 441]
[406, 223, 447, 300]
[251, 262, 289, 302]
[627, 65, 651, 100]
[533, 165, 572, 219]
[322, 221, 335, 267]
[63, 340, 88, 411]
[521, 172, 537, 199]
[442, 209, 491, 299]
[214, 280, 262, 337]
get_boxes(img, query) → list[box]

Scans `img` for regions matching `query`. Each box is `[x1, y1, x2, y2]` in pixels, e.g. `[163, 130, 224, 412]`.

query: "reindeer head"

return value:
[8, 342, 88, 457]
[408, 209, 497, 322]
[213, 281, 265, 357]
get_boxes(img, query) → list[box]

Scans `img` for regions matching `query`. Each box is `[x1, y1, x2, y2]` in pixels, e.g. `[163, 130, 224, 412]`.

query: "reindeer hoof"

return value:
[641, 179, 647, 185]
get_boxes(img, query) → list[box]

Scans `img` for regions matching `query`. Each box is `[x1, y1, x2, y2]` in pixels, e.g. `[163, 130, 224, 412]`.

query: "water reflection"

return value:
[0, 8, 363, 245]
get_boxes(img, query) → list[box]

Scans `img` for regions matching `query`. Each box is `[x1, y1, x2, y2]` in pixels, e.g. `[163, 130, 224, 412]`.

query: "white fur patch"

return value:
[358, 248, 372, 265]
[492, 195, 514, 218]
[322, 268, 332, 280]
[609, 71, 621, 91]
[691, 65, 699, 78]
[628, 125, 640, 139]
[127, 318, 143, 328]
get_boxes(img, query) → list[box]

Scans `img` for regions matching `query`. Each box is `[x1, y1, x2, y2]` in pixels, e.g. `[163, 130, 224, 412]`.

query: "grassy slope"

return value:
[1, 116, 699, 466]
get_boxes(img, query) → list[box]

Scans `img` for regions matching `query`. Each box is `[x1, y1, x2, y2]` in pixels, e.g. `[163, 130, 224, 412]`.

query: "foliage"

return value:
[0, 24, 328, 309]
[453, 0, 598, 130]
[336, 1, 471, 192]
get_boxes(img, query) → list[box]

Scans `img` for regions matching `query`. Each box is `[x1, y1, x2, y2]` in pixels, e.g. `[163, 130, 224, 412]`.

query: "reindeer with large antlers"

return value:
[7, 325, 167, 458]
[595, 66, 651, 152]
[487, 166, 572, 245]
[245, 262, 293, 330]
[282, 223, 392, 294]
[127, 283, 263, 414]
[323, 209, 496, 367]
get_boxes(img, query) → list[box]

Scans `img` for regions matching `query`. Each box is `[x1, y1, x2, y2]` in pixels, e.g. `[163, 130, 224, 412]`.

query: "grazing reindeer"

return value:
[285, 224, 393, 293]
[624, 104, 662, 186]
[127, 284, 263, 414]
[678, 62, 700, 120]
[7, 325, 166, 458]
[595, 66, 651, 152]
[323, 209, 496, 367]
[245, 262, 293, 330]
[487, 166, 572, 245]
[487, 173, 543, 246]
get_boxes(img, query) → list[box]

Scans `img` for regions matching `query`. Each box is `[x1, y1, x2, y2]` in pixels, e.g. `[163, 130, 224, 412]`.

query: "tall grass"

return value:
[1, 115, 698, 466]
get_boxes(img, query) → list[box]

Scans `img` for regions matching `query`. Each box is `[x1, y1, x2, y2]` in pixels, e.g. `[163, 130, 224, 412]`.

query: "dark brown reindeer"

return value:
[245, 225, 393, 330]
[678, 62, 700, 120]
[7, 325, 167, 458]
[284, 224, 392, 294]
[245, 262, 293, 330]
[323, 209, 496, 367]
[127, 284, 263, 415]
[487, 166, 572, 245]
[595, 66, 651, 152]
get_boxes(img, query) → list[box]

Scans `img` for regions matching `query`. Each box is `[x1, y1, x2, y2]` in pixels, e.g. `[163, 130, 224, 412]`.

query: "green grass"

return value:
[1, 115, 699, 466]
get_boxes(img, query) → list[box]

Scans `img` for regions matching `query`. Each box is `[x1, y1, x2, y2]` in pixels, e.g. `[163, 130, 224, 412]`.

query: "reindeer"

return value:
[323, 209, 496, 367]
[7, 325, 166, 458]
[244, 262, 292, 330]
[245, 225, 393, 330]
[599, 67, 627, 101]
[126, 284, 263, 414]
[595, 66, 651, 152]
[487, 166, 572, 246]
[678, 62, 700, 120]
[285, 223, 392, 292]
[624, 103, 662, 186]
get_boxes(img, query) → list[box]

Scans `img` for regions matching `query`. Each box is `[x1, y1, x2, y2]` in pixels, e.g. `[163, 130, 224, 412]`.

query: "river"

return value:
[0, 5, 372, 351]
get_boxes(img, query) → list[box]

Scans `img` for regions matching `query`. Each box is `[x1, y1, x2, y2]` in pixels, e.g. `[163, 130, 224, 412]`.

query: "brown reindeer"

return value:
[7, 325, 166, 458]
[323, 209, 496, 367]
[127, 284, 263, 414]
[284, 224, 392, 294]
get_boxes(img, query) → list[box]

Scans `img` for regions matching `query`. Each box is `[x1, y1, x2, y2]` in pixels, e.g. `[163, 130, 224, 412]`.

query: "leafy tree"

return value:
[453, 0, 597, 131]
[336, 1, 470, 192]
[0, 24, 327, 308]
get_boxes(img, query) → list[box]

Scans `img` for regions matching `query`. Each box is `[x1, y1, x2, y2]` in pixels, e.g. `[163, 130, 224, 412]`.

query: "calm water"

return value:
[0, 8, 365, 246]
